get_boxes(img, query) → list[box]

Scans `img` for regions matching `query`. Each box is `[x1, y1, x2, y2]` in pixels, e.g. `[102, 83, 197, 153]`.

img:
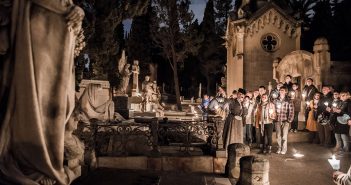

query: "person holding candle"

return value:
[332, 91, 351, 153]
[290, 83, 301, 132]
[270, 82, 283, 101]
[255, 94, 276, 154]
[306, 92, 321, 143]
[274, 86, 294, 155]
[302, 78, 318, 128]
[317, 86, 333, 147]
[328, 91, 341, 145]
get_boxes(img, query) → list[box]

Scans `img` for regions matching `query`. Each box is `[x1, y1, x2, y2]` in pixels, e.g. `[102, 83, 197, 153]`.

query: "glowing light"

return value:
[290, 91, 295, 96]
[328, 155, 340, 170]
[333, 103, 337, 107]
[269, 108, 274, 114]
[277, 103, 281, 109]
[306, 101, 310, 106]
[272, 93, 278, 99]
[302, 93, 306, 98]
[293, 153, 304, 158]
[324, 102, 329, 106]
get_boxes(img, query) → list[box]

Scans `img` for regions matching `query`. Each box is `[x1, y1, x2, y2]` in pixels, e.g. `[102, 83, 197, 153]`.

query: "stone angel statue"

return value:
[116, 50, 132, 95]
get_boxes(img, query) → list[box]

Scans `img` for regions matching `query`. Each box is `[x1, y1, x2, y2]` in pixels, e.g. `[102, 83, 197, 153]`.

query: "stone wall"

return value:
[243, 19, 299, 91]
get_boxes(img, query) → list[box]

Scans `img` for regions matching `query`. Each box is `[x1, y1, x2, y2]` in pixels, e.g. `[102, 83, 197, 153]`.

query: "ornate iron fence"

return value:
[75, 116, 224, 157]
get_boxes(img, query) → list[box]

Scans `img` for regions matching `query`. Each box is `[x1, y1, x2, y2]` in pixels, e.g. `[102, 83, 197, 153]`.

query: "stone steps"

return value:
[97, 155, 226, 174]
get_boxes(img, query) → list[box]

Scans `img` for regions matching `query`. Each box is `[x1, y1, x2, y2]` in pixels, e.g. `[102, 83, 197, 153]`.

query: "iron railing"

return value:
[75, 116, 224, 157]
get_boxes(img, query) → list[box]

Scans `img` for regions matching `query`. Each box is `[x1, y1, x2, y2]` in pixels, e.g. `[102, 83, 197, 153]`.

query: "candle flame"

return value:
[332, 155, 336, 160]
[293, 153, 304, 158]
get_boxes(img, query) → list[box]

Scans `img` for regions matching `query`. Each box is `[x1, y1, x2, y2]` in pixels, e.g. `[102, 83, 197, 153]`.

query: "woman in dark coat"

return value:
[223, 91, 244, 148]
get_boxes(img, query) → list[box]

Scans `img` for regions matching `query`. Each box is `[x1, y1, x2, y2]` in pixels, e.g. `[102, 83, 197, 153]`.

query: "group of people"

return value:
[200, 75, 351, 157]
[199, 75, 351, 184]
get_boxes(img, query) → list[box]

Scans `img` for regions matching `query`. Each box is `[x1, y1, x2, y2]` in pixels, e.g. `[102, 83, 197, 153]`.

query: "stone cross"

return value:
[131, 60, 139, 96]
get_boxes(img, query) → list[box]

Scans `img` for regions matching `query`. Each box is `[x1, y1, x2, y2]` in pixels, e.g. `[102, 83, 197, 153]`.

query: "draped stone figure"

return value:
[78, 83, 115, 122]
[0, 1, 84, 184]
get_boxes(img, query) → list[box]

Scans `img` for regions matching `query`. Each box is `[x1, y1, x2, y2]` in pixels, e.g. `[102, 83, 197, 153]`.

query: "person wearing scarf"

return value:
[255, 94, 276, 154]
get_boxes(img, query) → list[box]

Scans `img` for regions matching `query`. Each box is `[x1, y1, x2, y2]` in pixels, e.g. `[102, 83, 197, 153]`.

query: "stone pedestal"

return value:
[113, 96, 130, 119]
[239, 156, 270, 185]
[129, 96, 142, 112]
[226, 143, 250, 179]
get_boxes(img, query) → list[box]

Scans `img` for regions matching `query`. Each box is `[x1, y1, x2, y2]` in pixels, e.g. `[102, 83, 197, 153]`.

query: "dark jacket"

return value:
[284, 82, 293, 92]
[317, 92, 333, 117]
[269, 88, 279, 101]
[335, 99, 351, 134]
[229, 98, 243, 116]
[303, 85, 318, 102]
[291, 89, 301, 112]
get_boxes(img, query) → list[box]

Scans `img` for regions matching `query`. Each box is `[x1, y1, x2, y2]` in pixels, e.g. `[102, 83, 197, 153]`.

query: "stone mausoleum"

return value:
[225, 0, 351, 94]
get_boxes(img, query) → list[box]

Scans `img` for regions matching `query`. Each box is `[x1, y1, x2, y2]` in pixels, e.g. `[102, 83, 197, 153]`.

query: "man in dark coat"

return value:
[317, 85, 333, 146]
[302, 78, 318, 127]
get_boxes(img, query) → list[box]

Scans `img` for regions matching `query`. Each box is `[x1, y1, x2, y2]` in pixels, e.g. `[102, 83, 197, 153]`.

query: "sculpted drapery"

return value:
[0, 0, 84, 184]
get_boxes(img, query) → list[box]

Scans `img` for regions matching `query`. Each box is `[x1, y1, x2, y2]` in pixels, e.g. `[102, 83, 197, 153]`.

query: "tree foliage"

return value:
[73, 0, 150, 90]
[199, 0, 226, 95]
[214, 0, 233, 35]
[151, 0, 202, 110]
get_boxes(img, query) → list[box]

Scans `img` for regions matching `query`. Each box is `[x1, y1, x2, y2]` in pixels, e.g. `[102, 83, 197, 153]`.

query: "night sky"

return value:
[123, 0, 207, 34]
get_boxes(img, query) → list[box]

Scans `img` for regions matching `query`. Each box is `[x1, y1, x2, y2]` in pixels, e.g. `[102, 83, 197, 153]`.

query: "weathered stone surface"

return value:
[239, 156, 269, 185]
[134, 112, 157, 117]
[216, 150, 227, 158]
[226, 143, 250, 178]
[162, 156, 213, 173]
[147, 157, 162, 171]
[214, 157, 227, 174]
[113, 96, 130, 110]
[98, 156, 147, 170]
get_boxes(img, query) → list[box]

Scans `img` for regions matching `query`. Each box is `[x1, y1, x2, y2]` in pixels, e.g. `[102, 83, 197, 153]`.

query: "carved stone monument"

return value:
[226, 143, 250, 179]
[113, 50, 132, 119]
[239, 156, 270, 185]
[129, 60, 143, 112]
[0, 1, 85, 184]
[115, 50, 132, 96]
[77, 80, 115, 122]
[131, 60, 140, 96]
[64, 112, 85, 183]
[135, 78, 164, 117]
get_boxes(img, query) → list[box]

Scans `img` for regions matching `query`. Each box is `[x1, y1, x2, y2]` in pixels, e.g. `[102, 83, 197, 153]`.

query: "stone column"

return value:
[131, 60, 139, 96]
[238, 156, 270, 185]
[313, 38, 330, 86]
[226, 143, 250, 179]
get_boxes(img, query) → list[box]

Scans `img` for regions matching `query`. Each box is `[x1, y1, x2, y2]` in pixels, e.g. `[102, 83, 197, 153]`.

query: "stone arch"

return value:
[275, 50, 319, 88]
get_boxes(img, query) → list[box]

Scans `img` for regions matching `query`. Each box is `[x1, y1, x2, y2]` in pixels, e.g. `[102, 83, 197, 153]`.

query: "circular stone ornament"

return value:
[261, 33, 279, 52]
